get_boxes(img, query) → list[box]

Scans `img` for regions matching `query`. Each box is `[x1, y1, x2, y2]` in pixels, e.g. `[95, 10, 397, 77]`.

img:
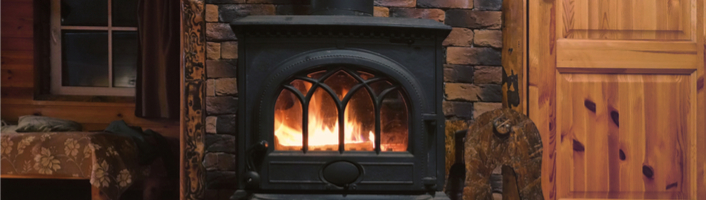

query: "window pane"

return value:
[343, 87, 375, 151]
[112, 0, 138, 27]
[61, 0, 108, 26]
[62, 31, 109, 87]
[380, 90, 408, 152]
[323, 70, 358, 99]
[308, 87, 339, 151]
[274, 89, 303, 151]
[113, 31, 138, 88]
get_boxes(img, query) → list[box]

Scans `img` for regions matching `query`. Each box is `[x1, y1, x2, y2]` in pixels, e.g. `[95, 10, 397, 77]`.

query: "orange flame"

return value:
[274, 83, 375, 151]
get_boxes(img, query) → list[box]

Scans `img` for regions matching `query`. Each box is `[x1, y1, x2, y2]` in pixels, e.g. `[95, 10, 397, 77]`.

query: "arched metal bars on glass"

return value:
[280, 68, 402, 153]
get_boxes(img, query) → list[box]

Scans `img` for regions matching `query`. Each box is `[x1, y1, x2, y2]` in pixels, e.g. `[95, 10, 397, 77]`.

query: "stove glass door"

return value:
[273, 67, 409, 152]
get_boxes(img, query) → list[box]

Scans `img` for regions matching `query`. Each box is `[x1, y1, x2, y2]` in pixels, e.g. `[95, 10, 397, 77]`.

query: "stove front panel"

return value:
[236, 27, 446, 193]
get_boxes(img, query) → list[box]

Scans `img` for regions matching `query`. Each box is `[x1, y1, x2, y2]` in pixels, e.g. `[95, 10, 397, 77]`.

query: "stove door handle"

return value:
[246, 140, 269, 171]
[243, 140, 268, 189]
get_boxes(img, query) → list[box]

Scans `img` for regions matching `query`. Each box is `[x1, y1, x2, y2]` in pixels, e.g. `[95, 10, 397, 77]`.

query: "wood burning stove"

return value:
[230, 1, 451, 199]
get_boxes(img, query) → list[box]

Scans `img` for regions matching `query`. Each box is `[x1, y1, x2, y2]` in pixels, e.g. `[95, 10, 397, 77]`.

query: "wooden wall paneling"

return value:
[1, 51, 34, 70]
[182, 80, 205, 200]
[181, 0, 206, 200]
[0, 87, 35, 99]
[1, 17, 34, 38]
[1, 1, 33, 22]
[1, 37, 34, 51]
[501, 0, 527, 114]
[528, 0, 557, 199]
[697, 0, 705, 199]
[2, 0, 39, 116]
[1, 68, 34, 88]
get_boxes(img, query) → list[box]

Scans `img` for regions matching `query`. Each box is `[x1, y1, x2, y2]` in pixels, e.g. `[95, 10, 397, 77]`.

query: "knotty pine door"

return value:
[528, 0, 705, 199]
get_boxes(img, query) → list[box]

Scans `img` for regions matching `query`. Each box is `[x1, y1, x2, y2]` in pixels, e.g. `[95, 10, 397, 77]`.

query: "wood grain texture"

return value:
[696, 1, 705, 199]
[464, 109, 543, 200]
[528, 0, 557, 199]
[183, 0, 206, 81]
[182, 80, 206, 200]
[531, 0, 704, 199]
[557, 40, 699, 71]
[558, 0, 692, 40]
[1, 0, 34, 94]
[502, 165, 522, 200]
[556, 74, 690, 195]
[1, 50, 34, 70]
[181, 0, 206, 200]
[501, 0, 527, 114]
[1, 68, 34, 88]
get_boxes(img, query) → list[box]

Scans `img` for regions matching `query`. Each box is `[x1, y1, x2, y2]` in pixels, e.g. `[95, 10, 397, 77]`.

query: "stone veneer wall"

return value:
[201, 0, 503, 198]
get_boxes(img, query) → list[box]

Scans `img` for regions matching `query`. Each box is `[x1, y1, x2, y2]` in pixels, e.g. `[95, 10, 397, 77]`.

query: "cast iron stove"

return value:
[230, 1, 451, 199]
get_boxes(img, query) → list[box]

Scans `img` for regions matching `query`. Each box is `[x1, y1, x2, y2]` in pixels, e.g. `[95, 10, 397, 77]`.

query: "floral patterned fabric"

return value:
[1, 132, 148, 199]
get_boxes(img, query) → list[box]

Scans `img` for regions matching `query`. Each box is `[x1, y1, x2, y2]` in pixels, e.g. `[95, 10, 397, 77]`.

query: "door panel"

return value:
[530, 0, 704, 199]
[557, 74, 690, 195]
[556, 40, 698, 70]
[560, 0, 693, 40]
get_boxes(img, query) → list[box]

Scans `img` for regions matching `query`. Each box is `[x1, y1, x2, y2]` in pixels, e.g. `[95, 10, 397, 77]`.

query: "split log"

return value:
[463, 108, 543, 200]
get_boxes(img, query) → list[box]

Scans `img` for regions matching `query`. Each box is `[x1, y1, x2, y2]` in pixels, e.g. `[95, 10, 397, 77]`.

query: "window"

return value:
[50, 0, 138, 96]
[273, 67, 409, 152]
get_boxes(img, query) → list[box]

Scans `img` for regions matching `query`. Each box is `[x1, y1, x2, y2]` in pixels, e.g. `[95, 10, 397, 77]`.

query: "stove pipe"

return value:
[310, 0, 374, 16]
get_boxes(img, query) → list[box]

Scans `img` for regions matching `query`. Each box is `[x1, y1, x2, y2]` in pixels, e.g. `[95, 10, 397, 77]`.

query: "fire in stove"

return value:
[273, 68, 408, 152]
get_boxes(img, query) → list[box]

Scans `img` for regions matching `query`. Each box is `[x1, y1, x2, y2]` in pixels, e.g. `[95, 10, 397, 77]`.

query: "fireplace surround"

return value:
[230, 1, 451, 198]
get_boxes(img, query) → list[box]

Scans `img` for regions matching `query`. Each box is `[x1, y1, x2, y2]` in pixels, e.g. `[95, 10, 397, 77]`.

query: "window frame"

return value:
[49, 0, 137, 96]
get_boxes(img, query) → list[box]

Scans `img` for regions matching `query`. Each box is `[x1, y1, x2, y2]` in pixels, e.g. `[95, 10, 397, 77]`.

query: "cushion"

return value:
[1, 120, 18, 133]
[15, 115, 83, 132]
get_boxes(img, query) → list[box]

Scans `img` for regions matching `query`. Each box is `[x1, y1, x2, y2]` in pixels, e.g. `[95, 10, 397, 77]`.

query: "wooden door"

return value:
[528, 0, 705, 199]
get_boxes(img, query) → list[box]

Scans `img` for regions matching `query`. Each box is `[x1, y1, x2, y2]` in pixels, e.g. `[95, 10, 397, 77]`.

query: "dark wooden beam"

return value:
[181, 0, 206, 200]
[501, 0, 526, 114]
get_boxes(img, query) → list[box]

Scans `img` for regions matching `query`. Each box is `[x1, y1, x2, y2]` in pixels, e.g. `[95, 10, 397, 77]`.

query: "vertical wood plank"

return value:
[183, 0, 206, 81]
[556, 74, 573, 194]
[558, 74, 689, 195]
[501, 0, 526, 114]
[181, 0, 206, 200]
[619, 76, 646, 192]
[529, 0, 557, 199]
[696, 0, 705, 198]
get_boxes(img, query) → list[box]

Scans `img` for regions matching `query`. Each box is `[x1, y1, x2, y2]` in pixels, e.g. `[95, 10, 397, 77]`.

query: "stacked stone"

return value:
[202, 0, 503, 199]
[203, 2, 244, 198]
